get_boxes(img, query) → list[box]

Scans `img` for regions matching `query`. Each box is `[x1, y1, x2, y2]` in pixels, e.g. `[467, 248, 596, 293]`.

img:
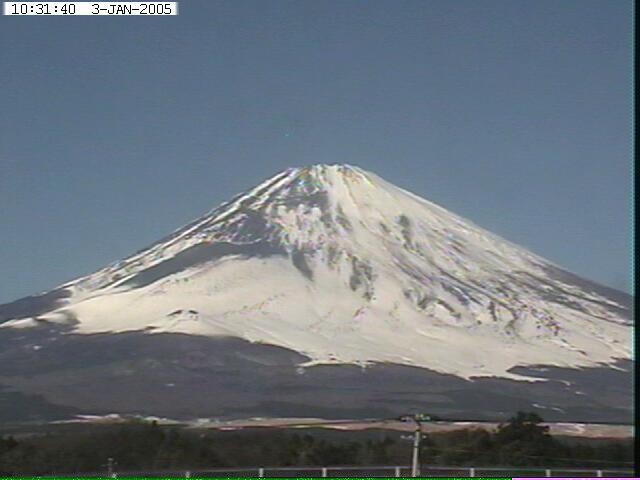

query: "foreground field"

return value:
[1, 413, 633, 476]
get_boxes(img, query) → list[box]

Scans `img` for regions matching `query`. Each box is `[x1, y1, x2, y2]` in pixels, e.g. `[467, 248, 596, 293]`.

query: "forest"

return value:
[0, 412, 633, 475]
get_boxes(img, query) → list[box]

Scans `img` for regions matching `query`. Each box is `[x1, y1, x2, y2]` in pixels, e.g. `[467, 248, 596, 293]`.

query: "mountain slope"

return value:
[1, 165, 631, 383]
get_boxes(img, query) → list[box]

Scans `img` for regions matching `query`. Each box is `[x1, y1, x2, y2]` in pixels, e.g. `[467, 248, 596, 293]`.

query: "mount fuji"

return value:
[0, 165, 632, 424]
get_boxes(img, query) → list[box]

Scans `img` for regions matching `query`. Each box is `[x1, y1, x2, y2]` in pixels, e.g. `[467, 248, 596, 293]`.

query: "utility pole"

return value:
[400, 413, 432, 478]
[411, 420, 421, 477]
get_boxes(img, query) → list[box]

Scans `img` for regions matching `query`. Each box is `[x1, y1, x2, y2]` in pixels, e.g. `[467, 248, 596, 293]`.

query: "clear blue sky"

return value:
[0, 0, 632, 304]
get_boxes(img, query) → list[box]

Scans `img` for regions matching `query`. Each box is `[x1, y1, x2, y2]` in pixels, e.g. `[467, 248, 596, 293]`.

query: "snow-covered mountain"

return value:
[1, 164, 631, 383]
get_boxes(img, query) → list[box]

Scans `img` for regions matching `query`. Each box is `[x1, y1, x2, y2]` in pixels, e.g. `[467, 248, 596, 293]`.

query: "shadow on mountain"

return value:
[123, 241, 286, 288]
[0, 288, 70, 324]
[0, 329, 632, 426]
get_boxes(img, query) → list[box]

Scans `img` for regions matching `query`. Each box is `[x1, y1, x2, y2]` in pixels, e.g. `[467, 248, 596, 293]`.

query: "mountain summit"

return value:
[1, 165, 630, 382]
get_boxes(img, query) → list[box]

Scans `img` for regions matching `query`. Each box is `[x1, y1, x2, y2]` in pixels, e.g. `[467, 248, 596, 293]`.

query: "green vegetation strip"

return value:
[1, 413, 632, 476]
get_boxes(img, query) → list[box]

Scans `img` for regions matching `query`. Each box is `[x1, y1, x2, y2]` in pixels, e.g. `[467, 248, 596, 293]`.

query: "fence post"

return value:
[321, 467, 328, 477]
[469, 467, 475, 477]
[395, 466, 401, 477]
[545, 469, 551, 477]
[597, 470, 603, 477]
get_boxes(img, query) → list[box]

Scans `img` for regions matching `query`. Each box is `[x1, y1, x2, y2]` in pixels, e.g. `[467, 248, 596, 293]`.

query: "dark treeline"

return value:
[0, 412, 633, 475]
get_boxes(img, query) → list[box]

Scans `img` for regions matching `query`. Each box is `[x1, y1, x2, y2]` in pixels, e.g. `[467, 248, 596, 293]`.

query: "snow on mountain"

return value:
[2, 165, 631, 379]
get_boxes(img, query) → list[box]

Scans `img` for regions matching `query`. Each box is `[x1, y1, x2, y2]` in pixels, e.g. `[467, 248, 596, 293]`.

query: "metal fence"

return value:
[41, 465, 635, 478]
